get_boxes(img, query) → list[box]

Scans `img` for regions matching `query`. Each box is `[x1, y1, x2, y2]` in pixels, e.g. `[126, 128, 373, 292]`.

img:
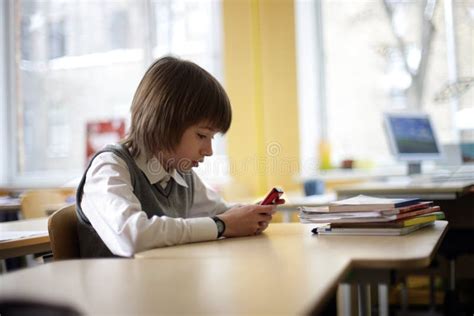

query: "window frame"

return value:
[2, 0, 229, 188]
[4, 0, 86, 188]
[295, 0, 470, 173]
[1, 1, 13, 187]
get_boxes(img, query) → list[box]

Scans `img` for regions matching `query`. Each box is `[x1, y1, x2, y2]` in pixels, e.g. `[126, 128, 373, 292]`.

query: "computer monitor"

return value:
[384, 112, 442, 175]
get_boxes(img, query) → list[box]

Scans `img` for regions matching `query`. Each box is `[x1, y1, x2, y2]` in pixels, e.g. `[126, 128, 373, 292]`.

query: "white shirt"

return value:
[81, 150, 230, 257]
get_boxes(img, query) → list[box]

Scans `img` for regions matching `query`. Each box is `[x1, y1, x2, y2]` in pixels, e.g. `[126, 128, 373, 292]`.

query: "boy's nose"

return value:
[202, 141, 213, 157]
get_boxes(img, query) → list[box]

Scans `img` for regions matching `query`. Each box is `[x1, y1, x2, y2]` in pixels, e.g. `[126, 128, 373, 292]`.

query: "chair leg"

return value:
[0, 259, 6, 274]
[449, 259, 455, 291]
[428, 272, 436, 311]
[400, 278, 408, 312]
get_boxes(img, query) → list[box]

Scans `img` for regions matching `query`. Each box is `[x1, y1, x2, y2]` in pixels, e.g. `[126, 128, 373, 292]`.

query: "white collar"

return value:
[135, 151, 188, 188]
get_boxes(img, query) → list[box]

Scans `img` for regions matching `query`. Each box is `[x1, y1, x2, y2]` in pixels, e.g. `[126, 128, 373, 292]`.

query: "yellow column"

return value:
[223, 0, 300, 200]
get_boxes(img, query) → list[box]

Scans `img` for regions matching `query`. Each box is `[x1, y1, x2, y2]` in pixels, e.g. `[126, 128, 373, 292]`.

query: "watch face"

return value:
[213, 217, 225, 237]
[216, 220, 225, 233]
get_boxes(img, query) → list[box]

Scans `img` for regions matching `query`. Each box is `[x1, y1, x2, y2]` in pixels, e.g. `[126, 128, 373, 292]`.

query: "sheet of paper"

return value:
[330, 195, 396, 206]
[0, 231, 47, 242]
[300, 211, 384, 219]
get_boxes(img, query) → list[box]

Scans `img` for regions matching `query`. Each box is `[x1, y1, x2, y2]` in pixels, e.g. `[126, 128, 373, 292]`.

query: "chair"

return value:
[48, 204, 80, 260]
[21, 189, 71, 219]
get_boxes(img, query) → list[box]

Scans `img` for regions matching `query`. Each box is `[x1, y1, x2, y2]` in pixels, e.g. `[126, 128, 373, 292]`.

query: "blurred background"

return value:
[1, 1, 474, 311]
[0, 0, 472, 201]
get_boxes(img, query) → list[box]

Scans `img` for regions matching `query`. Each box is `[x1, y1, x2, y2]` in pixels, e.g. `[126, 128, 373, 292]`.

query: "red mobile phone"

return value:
[260, 187, 284, 205]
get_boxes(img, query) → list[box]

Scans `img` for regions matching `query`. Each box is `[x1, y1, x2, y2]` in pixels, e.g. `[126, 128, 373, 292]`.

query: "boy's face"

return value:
[164, 123, 217, 172]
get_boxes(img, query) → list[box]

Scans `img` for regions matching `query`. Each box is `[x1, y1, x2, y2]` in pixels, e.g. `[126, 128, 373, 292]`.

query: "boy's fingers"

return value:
[255, 205, 276, 214]
[257, 199, 285, 205]
[258, 214, 272, 222]
[275, 198, 285, 205]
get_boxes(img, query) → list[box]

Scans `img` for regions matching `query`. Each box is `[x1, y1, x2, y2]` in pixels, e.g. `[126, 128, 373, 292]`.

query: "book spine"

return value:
[395, 201, 434, 214]
[393, 198, 421, 208]
[328, 205, 390, 212]
[329, 199, 426, 213]
[395, 206, 440, 220]
[315, 222, 434, 236]
[331, 214, 439, 228]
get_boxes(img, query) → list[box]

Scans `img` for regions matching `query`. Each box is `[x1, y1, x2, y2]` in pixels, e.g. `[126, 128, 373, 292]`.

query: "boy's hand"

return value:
[257, 198, 285, 205]
[217, 204, 276, 237]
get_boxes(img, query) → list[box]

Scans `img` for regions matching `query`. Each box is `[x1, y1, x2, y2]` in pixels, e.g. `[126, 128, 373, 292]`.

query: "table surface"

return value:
[335, 180, 474, 200]
[0, 218, 49, 259]
[0, 255, 346, 315]
[0, 222, 447, 315]
[137, 222, 448, 269]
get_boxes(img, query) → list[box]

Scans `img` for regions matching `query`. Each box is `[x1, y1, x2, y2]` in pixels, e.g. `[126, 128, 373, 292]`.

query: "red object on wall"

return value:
[86, 119, 126, 163]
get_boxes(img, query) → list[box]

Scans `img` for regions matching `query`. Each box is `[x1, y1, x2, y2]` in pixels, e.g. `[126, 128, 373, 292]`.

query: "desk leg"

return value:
[378, 284, 388, 316]
[342, 268, 392, 316]
[357, 284, 371, 316]
[337, 283, 382, 316]
[338, 283, 353, 316]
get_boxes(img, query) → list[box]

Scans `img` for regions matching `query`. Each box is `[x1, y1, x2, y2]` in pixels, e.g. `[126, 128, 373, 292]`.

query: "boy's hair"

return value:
[123, 56, 232, 158]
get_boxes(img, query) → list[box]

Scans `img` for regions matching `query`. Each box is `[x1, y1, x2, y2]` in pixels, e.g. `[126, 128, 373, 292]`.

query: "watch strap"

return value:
[212, 216, 226, 238]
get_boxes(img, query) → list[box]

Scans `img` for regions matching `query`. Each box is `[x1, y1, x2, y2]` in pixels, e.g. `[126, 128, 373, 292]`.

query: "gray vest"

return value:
[76, 144, 195, 258]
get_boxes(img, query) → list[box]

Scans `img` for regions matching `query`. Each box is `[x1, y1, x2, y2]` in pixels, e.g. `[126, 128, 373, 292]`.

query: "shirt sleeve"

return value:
[188, 171, 233, 218]
[81, 152, 218, 257]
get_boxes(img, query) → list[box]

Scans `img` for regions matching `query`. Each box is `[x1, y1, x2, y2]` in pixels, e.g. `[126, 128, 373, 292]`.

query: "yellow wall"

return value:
[223, 0, 300, 200]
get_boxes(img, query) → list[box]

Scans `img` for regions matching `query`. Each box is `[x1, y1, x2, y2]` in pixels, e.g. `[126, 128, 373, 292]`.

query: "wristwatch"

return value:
[212, 216, 226, 238]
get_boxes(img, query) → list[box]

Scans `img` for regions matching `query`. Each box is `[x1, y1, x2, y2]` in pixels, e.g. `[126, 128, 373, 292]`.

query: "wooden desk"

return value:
[0, 197, 21, 214]
[137, 222, 447, 270]
[0, 205, 21, 213]
[0, 218, 49, 259]
[336, 180, 474, 200]
[0, 200, 64, 218]
[334, 176, 473, 312]
[0, 222, 447, 315]
[0, 258, 348, 315]
[137, 222, 447, 315]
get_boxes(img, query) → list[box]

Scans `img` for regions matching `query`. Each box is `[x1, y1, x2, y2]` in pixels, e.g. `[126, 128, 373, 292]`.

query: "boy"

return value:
[76, 57, 282, 257]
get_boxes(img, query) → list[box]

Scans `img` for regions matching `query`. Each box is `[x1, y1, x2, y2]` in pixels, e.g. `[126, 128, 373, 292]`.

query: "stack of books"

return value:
[299, 195, 444, 235]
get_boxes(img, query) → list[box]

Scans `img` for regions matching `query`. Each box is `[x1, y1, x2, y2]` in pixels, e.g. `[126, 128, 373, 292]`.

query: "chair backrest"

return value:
[48, 204, 80, 260]
[21, 190, 69, 219]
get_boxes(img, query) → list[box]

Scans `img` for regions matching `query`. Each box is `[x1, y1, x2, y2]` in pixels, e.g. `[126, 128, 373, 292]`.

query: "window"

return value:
[4, 0, 226, 187]
[296, 1, 474, 172]
[150, 0, 228, 185]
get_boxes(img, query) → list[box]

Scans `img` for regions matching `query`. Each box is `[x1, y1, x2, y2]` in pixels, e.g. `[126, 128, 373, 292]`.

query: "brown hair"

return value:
[123, 56, 232, 158]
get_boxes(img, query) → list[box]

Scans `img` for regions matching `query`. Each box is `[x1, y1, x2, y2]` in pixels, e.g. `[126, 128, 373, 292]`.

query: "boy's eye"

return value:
[197, 133, 206, 139]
